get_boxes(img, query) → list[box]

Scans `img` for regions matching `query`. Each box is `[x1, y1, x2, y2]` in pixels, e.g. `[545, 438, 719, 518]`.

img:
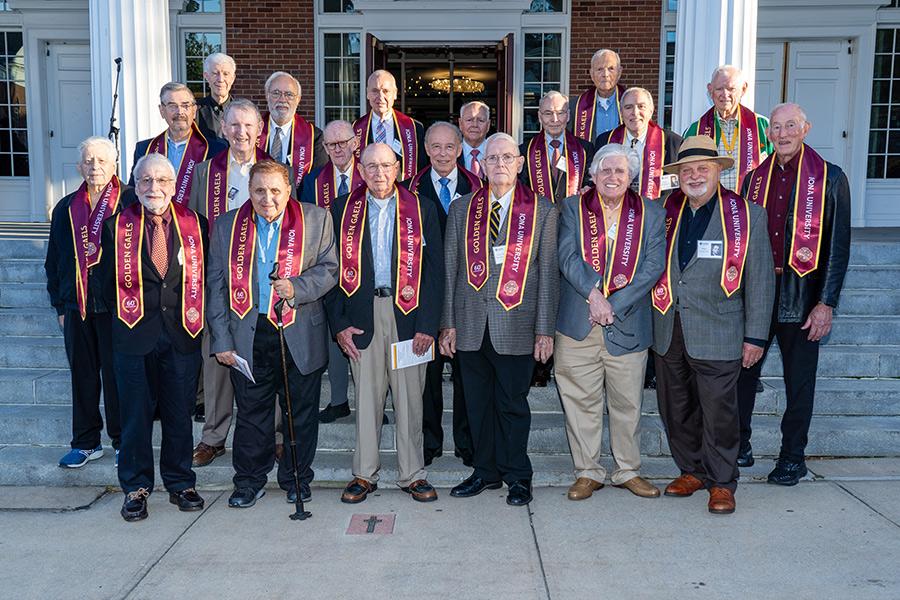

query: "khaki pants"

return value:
[350, 297, 427, 487]
[554, 327, 647, 485]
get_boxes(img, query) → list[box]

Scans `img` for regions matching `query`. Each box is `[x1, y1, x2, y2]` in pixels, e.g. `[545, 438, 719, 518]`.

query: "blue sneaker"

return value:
[58, 445, 104, 468]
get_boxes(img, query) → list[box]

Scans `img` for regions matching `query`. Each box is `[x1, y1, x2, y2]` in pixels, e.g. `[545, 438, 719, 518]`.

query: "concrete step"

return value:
[0, 282, 51, 309]
[761, 344, 899, 378]
[842, 265, 900, 290]
[823, 316, 900, 345]
[0, 258, 45, 283]
[836, 289, 900, 316]
[0, 368, 70, 404]
[0, 308, 62, 337]
[0, 337, 68, 369]
[0, 238, 49, 260]
[848, 238, 900, 266]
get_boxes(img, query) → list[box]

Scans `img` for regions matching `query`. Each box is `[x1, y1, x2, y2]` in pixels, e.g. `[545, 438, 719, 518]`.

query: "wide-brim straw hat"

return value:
[662, 135, 735, 173]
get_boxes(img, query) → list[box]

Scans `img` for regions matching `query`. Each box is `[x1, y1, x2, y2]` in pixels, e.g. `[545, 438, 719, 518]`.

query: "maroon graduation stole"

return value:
[114, 202, 205, 337]
[525, 131, 586, 201]
[465, 181, 538, 311]
[228, 199, 306, 328]
[652, 187, 750, 314]
[697, 104, 762, 191]
[258, 113, 316, 188]
[337, 185, 424, 314]
[407, 165, 484, 198]
[607, 122, 666, 199]
[204, 147, 270, 231]
[69, 176, 122, 319]
[746, 144, 827, 277]
[573, 84, 625, 142]
[313, 158, 364, 210]
[353, 110, 419, 181]
[146, 123, 208, 205]
[579, 188, 644, 296]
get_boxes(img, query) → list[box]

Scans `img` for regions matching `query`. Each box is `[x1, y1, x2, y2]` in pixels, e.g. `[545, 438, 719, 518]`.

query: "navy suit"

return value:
[128, 136, 228, 186]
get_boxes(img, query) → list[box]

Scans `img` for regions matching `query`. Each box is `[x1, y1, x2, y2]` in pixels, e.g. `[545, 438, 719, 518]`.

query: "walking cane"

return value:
[269, 262, 312, 521]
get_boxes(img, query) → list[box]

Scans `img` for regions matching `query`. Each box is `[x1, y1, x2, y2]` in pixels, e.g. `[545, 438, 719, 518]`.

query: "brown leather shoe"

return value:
[708, 487, 736, 514]
[664, 473, 705, 497]
[341, 477, 378, 504]
[192, 442, 225, 467]
[614, 476, 660, 498]
[567, 477, 604, 500]
[401, 479, 438, 502]
[275, 443, 284, 463]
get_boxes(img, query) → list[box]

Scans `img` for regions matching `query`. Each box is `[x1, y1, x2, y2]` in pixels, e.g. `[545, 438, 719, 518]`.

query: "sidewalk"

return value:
[2, 458, 899, 600]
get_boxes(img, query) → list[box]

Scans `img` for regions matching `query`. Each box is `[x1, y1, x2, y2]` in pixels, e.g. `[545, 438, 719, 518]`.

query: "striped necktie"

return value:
[490, 200, 501, 244]
[271, 127, 284, 164]
[374, 118, 387, 144]
[470, 149, 482, 178]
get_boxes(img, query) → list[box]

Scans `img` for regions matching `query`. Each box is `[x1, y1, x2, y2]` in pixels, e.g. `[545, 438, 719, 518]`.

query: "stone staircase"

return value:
[1, 229, 898, 488]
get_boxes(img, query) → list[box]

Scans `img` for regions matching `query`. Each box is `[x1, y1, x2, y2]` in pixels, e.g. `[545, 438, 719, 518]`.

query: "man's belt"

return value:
[374, 287, 393, 297]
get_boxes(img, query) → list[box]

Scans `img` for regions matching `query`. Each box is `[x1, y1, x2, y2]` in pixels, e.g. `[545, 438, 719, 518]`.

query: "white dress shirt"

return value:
[430, 167, 459, 200]
[227, 152, 255, 211]
[489, 185, 514, 233]
[268, 118, 293, 164]
[462, 140, 487, 172]
[625, 129, 648, 155]
[370, 111, 396, 146]
[546, 132, 567, 173]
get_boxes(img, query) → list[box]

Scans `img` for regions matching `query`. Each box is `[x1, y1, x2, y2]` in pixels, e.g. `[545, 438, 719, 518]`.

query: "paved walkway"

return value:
[2, 458, 899, 599]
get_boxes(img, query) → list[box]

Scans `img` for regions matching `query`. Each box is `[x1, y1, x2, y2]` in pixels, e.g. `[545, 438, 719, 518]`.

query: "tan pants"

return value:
[350, 297, 427, 487]
[554, 327, 647, 485]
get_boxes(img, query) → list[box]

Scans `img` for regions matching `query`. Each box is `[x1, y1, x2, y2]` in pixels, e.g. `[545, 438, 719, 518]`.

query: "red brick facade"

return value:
[569, 0, 663, 103]
[225, 0, 317, 118]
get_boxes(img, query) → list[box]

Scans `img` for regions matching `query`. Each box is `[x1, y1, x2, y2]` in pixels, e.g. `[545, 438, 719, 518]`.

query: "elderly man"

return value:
[406, 121, 482, 466]
[195, 52, 236, 141]
[570, 49, 626, 143]
[187, 98, 270, 467]
[737, 103, 851, 485]
[46, 137, 135, 468]
[353, 69, 426, 182]
[458, 101, 491, 178]
[521, 91, 592, 204]
[100, 153, 209, 522]
[555, 144, 665, 500]
[594, 87, 683, 200]
[325, 143, 444, 504]
[129, 82, 226, 199]
[300, 119, 363, 424]
[441, 133, 559, 506]
[684, 65, 774, 192]
[258, 71, 326, 190]
[206, 160, 337, 508]
[651, 136, 774, 514]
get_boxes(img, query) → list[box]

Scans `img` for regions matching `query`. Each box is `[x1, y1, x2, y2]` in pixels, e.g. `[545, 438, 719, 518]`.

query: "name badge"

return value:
[228, 186, 239, 200]
[492, 245, 506, 265]
[697, 240, 723, 259]
[556, 155, 568, 172]
[177, 247, 185, 266]
[660, 174, 679, 191]
[452, 192, 461, 201]
[391, 139, 403, 155]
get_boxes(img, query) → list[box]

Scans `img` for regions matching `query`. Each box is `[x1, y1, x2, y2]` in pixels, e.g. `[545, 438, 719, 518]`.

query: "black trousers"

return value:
[737, 312, 819, 463]
[63, 310, 120, 450]
[655, 314, 741, 492]
[231, 315, 323, 492]
[422, 352, 473, 462]
[457, 329, 534, 483]
[114, 327, 200, 494]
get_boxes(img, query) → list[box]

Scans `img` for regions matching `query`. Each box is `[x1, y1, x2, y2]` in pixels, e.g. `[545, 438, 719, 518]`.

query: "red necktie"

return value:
[550, 139, 562, 182]
[150, 214, 168, 278]
[470, 148, 482, 178]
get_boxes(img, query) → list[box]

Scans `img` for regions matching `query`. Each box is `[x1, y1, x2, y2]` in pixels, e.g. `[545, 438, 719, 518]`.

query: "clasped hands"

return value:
[588, 287, 615, 327]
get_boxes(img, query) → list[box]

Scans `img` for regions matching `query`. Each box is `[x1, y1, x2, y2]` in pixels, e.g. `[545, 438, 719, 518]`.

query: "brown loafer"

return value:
[192, 442, 225, 467]
[274, 443, 284, 463]
[567, 477, 604, 500]
[614, 476, 660, 498]
[664, 473, 705, 497]
[401, 479, 438, 502]
[341, 477, 378, 504]
[708, 487, 736, 514]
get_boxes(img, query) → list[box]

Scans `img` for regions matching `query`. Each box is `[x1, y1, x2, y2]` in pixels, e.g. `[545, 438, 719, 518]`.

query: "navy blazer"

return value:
[404, 167, 478, 234]
[128, 136, 228, 186]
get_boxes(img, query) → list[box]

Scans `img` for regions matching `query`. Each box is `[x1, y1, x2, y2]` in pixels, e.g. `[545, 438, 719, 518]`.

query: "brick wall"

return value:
[224, 0, 316, 118]
[569, 0, 663, 105]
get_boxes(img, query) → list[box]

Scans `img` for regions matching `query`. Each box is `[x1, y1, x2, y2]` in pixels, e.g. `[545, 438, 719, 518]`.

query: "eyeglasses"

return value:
[769, 121, 805, 135]
[163, 102, 195, 112]
[483, 153, 519, 166]
[362, 161, 398, 174]
[268, 90, 298, 100]
[323, 137, 356, 151]
[137, 176, 175, 187]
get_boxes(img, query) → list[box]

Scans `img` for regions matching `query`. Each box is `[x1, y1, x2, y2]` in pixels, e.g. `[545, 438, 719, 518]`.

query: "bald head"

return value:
[367, 70, 398, 117]
[358, 143, 399, 198]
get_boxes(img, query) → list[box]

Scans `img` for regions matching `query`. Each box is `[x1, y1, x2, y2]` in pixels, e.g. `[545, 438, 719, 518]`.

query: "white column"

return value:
[671, 0, 758, 135]
[90, 0, 172, 180]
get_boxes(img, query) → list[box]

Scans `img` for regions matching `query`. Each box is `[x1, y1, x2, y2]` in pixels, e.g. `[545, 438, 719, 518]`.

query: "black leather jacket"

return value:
[742, 159, 851, 323]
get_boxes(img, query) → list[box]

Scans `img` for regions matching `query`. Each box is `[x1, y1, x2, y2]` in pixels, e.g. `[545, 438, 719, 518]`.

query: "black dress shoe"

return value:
[286, 484, 311, 504]
[767, 459, 808, 486]
[193, 402, 205, 423]
[506, 479, 533, 506]
[121, 488, 149, 522]
[737, 444, 755, 468]
[228, 487, 265, 508]
[169, 488, 205, 511]
[318, 402, 351, 424]
[450, 473, 503, 498]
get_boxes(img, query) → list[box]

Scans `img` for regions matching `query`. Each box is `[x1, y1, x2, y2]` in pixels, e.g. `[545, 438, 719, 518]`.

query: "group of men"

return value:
[44, 47, 850, 521]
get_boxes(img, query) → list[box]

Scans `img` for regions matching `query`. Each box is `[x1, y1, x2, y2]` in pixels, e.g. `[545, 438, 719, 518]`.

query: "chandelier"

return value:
[430, 77, 485, 94]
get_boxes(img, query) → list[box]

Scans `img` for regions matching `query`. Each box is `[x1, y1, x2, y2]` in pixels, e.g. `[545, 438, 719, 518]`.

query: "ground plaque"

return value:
[346, 513, 396, 535]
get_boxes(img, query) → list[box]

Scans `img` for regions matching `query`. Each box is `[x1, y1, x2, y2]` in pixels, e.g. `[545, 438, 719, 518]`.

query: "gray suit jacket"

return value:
[442, 191, 560, 356]
[206, 202, 339, 375]
[556, 194, 666, 355]
[652, 197, 775, 361]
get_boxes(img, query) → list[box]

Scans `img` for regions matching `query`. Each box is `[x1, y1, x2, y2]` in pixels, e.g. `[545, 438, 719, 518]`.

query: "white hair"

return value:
[484, 132, 519, 157]
[264, 71, 301, 96]
[323, 119, 355, 138]
[133, 152, 175, 180]
[78, 136, 117, 163]
[203, 52, 236, 74]
[460, 101, 490, 120]
[425, 121, 463, 144]
[591, 48, 622, 69]
[770, 102, 808, 123]
[590, 144, 640, 181]
[159, 81, 192, 103]
[223, 98, 262, 123]
[540, 90, 569, 107]
[621, 86, 654, 108]
[709, 64, 745, 86]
